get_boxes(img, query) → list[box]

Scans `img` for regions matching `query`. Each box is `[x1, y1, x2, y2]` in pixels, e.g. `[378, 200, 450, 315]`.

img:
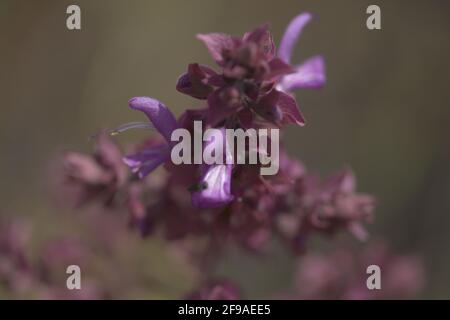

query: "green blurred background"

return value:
[1, 0, 450, 298]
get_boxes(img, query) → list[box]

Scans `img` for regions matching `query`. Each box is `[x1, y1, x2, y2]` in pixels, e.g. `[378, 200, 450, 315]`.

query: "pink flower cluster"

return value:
[287, 242, 425, 299]
[62, 13, 372, 251]
[30, 12, 424, 299]
[0, 219, 104, 299]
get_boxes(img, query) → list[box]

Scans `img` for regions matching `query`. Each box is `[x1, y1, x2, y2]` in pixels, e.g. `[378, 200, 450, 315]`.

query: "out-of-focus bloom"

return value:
[276, 167, 375, 253]
[39, 239, 88, 275]
[297, 169, 375, 241]
[0, 219, 105, 299]
[62, 133, 127, 206]
[0, 219, 32, 293]
[288, 242, 425, 299]
[187, 279, 241, 300]
[126, 183, 154, 237]
[277, 13, 326, 92]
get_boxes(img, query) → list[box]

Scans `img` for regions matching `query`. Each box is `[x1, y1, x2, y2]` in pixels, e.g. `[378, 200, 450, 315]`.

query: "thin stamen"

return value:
[89, 122, 154, 140]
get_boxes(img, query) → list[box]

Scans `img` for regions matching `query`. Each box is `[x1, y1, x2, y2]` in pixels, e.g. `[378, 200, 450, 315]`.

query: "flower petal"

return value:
[96, 133, 128, 186]
[192, 128, 234, 208]
[192, 163, 234, 208]
[176, 63, 217, 99]
[242, 24, 275, 59]
[277, 91, 306, 126]
[279, 55, 326, 90]
[255, 89, 283, 124]
[324, 168, 356, 194]
[278, 12, 313, 63]
[206, 89, 240, 126]
[63, 152, 111, 185]
[128, 97, 178, 143]
[266, 57, 294, 80]
[122, 144, 169, 179]
[196, 33, 239, 66]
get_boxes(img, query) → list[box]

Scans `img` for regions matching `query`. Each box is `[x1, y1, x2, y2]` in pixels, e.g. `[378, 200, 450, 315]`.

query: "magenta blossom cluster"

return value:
[122, 12, 325, 208]
[0, 218, 424, 299]
[54, 13, 410, 300]
[61, 13, 373, 253]
[186, 279, 241, 300]
[0, 13, 425, 300]
[286, 242, 425, 299]
[0, 219, 105, 299]
[187, 242, 425, 300]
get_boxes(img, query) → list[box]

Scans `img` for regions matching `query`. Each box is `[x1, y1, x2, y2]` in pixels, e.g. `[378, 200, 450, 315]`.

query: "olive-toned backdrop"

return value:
[1, 0, 449, 298]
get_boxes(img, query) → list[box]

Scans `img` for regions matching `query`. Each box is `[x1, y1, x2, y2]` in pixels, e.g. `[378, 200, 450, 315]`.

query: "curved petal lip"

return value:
[280, 55, 326, 91]
[128, 97, 178, 143]
[278, 12, 313, 63]
[123, 145, 169, 179]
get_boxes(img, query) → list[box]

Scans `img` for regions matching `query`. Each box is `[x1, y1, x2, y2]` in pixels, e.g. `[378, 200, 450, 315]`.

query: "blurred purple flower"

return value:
[187, 279, 241, 300]
[277, 13, 326, 92]
[289, 242, 425, 299]
[0, 219, 106, 299]
[44, 12, 412, 301]
[62, 133, 127, 206]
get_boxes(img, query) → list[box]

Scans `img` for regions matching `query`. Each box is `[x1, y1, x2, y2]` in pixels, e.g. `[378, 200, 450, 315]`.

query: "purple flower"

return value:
[62, 133, 127, 206]
[319, 169, 375, 241]
[277, 13, 326, 92]
[187, 279, 241, 300]
[177, 24, 307, 127]
[122, 97, 178, 179]
[191, 128, 234, 208]
[255, 88, 305, 126]
[288, 242, 425, 299]
[192, 163, 234, 208]
[176, 63, 222, 99]
[276, 167, 375, 253]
